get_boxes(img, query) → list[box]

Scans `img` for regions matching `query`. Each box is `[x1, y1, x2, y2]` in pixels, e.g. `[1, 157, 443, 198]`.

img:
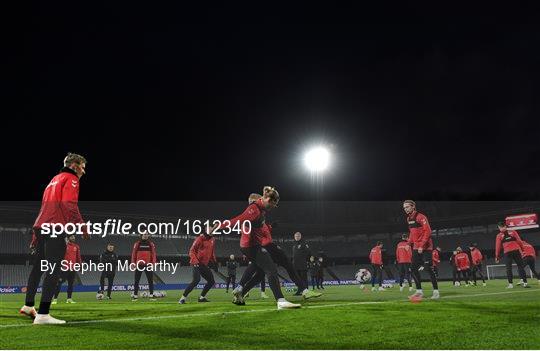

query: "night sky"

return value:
[4, 3, 540, 201]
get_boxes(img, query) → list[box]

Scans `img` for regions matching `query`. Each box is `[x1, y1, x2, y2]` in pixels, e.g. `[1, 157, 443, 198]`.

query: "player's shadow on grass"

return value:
[76, 316, 341, 349]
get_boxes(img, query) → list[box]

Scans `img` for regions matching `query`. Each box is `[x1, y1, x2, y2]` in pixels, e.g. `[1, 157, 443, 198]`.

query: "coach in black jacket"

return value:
[292, 232, 311, 295]
[225, 254, 238, 293]
[99, 243, 118, 299]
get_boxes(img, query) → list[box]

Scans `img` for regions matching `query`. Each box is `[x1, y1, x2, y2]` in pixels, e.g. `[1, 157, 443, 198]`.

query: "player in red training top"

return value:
[403, 200, 439, 300]
[131, 232, 158, 300]
[495, 222, 529, 288]
[432, 246, 441, 278]
[179, 230, 217, 303]
[395, 234, 414, 292]
[210, 186, 301, 310]
[468, 243, 486, 286]
[454, 247, 472, 286]
[20, 153, 87, 325]
[369, 241, 385, 291]
[520, 240, 539, 284]
[52, 234, 82, 304]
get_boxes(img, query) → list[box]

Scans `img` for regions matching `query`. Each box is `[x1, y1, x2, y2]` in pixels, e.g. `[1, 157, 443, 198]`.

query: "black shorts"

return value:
[472, 263, 483, 271]
[413, 250, 433, 267]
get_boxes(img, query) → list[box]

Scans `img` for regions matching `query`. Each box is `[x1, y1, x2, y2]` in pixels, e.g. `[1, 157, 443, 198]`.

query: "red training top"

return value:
[407, 211, 433, 251]
[495, 230, 524, 260]
[63, 241, 82, 271]
[131, 239, 157, 265]
[369, 245, 383, 265]
[454, 252, 470, 271]
[396, 240, 412, 264]
[221, 198, 273, 248]
[432, 249, 441, 267]
[521, 241, 536, 259]
[189, 234, 216, 266]
[470, 247, 483, 265]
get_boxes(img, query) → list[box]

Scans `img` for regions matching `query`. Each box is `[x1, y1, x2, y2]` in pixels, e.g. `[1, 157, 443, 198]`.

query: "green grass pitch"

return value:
[1, 280, 539, 349]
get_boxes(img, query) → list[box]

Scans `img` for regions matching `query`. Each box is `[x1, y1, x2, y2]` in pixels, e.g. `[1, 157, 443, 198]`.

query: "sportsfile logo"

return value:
[40, 219, 252, 238]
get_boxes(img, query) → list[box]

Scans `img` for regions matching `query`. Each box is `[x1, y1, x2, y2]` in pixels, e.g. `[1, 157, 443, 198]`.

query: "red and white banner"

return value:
[505, 213, 538, 230]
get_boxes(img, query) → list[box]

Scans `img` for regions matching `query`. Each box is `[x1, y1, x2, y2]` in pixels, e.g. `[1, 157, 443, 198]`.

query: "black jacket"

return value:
[308, 261, 320, 276]
[292, 240, 311, 270]
[226, 260, 238, 275]
[100, 250, 118, 272]
[381, 247, 390, 265]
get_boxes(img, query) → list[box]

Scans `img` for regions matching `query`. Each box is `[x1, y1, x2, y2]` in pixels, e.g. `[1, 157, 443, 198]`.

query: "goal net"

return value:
[486, 264, 534, 280]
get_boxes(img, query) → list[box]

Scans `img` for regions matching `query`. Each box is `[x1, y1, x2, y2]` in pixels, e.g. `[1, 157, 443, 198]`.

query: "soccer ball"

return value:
[141, 291, 149, 298]
[355, 269, 371, 284]
[96, 292, 104, 300]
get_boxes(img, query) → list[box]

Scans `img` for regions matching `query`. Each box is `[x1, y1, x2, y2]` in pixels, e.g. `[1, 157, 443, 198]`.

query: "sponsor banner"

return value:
[0, 280, 364, 294]
[506, 213, 538, 230]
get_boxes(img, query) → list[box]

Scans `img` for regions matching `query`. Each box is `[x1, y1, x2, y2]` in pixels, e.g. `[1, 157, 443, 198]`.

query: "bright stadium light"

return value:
[304, 146, 330, 172]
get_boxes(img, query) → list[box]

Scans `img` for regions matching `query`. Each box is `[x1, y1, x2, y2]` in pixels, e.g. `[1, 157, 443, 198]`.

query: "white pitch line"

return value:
[1, 288, 537, 329]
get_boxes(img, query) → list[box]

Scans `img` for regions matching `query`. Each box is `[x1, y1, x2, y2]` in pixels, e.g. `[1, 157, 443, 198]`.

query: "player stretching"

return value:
[131, 232, 157, 300]
[52, 234, 82, 304]
[469, 243, 486, 286]
[454, 247, 472, 286]
[369, 241, 385, 291]
[20, 153, 87, 325]
[403, 200, 439, 300]
[179, 231, 216, 303]
[396, 234, 413, 292]
[520, 240, 539, 284]
[495, 222, 529, 288]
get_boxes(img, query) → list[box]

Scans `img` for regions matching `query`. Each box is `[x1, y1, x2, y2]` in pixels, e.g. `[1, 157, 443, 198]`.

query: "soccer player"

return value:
[396, 234, 413, 292]
[292, 231, 311, 296]
[240, 263, 269, 299]
[521, 240, 539, 283]
[316, 256, 325, 289]
[381, 244, 395, 280]
[179, 231, 216, 303]
[210, 186, 302, 309]
[225, 254, 237, 293]
[308, 256, 319, 289]
[432, 246, 441, 278]
[403, 200, 440, 300]
[469, 243, 486, 286]
[20, 153, 87, 325]
[495, 222, 529, 288]
[131, 232, 157, 300]
[53, 234, 82, 303]
[220, 188, 320, 308]
[454, 247, 472, 286]
[258, 273, 269, 299]
[369, 241, 385, 291]
[98, 243, 118, 299]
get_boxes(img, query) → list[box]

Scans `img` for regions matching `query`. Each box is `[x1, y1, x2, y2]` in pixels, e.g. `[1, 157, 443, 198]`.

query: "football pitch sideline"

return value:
[1, 280, 539, 349]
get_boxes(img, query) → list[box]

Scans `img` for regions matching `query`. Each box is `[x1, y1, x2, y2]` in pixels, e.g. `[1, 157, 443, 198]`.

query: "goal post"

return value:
[486, 264, 534, 280]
